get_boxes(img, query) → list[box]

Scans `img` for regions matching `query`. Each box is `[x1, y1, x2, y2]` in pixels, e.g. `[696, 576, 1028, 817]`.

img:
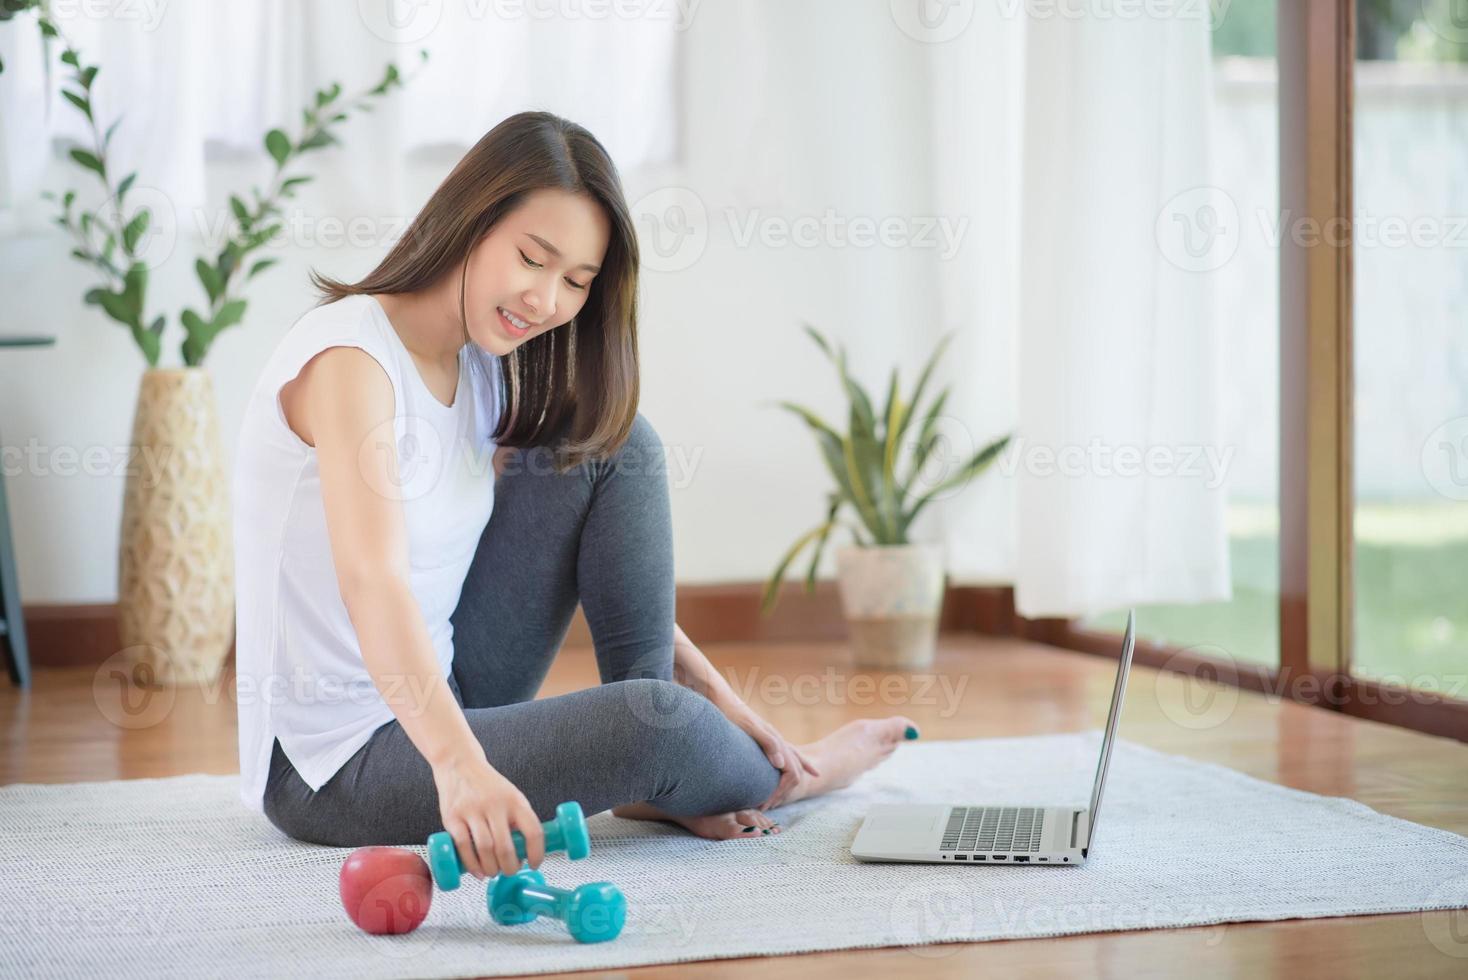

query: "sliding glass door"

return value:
[1351, 2, 1468, 701]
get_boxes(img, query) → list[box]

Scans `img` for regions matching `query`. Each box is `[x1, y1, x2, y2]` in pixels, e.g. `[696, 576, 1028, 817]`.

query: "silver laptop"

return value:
[851, 609, 1135, 867]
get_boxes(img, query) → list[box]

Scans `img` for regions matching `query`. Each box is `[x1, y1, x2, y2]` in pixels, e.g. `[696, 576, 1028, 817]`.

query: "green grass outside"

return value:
[1083, 501, 1468, 689]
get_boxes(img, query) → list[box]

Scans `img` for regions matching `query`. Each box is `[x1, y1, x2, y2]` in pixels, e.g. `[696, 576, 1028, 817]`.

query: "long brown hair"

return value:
[310, 111, 641, 474]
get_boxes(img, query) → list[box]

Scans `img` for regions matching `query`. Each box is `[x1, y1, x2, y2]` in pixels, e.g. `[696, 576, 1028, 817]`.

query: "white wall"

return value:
[0, 1, 954, 603]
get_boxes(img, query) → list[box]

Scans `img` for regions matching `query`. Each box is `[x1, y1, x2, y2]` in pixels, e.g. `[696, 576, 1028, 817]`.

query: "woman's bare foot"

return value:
[611, 801, 781, 840]
[778, 716, 919, 807]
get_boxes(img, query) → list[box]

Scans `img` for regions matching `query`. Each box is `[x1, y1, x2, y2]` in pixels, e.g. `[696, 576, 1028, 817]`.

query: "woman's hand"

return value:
[431, 747, 546, 880]
[670, 622, 820, 810]
[716, 695, 821, 811]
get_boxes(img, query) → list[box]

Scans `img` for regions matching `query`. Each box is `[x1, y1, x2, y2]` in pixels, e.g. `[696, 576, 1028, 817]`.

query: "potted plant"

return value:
[761, 324, 1011, 669]
[4, 1, 424, 684]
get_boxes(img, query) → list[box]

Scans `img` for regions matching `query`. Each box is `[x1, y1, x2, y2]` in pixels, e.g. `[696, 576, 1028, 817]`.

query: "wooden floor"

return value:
[4, 633, 1467, 978]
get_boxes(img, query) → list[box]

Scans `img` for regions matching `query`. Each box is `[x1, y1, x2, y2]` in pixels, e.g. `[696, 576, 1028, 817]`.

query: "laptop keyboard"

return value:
[940, 806, 1045, 853]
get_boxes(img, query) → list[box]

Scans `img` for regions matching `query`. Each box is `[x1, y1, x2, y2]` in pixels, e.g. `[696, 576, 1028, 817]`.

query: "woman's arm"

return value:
[291, 346, 481, 769]
[671, 621, 738, 706]
[670, 621, 820, 810]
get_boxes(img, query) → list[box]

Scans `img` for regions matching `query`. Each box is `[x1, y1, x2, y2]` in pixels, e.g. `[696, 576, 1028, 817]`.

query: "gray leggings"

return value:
[263, 413, 780, 847]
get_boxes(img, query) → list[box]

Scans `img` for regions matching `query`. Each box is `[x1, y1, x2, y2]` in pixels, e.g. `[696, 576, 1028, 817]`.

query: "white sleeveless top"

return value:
[232, 293, 501, 814]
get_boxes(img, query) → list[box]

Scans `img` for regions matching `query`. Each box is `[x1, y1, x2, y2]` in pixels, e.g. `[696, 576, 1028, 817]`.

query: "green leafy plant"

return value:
[4, 0, 425, 366]
[759, 324, 1012, 616]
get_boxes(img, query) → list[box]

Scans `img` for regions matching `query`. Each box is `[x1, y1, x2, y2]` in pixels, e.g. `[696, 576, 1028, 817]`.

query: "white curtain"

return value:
[0, 0, 678, 232]
[928, 2, 1232, 618]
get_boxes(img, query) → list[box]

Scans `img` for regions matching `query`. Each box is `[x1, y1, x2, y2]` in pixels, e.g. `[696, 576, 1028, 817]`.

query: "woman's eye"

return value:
[566, 278, 588, 291]
[519, 250, 542, 269]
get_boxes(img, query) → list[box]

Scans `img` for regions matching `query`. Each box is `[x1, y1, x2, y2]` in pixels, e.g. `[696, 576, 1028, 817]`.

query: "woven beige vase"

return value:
[117, 368, 234, 687]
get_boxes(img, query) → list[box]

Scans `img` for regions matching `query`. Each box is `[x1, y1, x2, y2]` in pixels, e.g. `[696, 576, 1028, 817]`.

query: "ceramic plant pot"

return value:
[834, 542, 945, 669]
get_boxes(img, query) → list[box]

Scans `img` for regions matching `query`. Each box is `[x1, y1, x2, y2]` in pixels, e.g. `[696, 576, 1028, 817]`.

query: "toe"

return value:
[891, 717, 920, 742]
[735, 808, 781, 835]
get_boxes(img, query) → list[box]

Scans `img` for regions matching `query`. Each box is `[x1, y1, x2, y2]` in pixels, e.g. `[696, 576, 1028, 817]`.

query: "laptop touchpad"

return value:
[869, 812, 936, 833]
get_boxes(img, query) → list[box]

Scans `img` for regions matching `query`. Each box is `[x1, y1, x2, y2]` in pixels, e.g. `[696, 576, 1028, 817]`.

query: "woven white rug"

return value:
[4, 732, 1468, 979]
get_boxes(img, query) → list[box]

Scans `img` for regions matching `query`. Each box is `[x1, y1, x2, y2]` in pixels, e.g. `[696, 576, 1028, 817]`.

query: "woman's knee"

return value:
[609, 678, 720, 751]
[612, 678, 777, 801]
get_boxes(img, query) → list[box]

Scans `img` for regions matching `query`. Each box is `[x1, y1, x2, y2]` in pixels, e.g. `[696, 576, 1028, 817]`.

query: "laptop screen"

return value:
[1086, 609, 1135, 844]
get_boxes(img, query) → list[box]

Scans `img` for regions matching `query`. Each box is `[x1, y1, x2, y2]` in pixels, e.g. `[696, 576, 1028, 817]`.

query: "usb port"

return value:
[955, 854, 968, 861]
[975, 855, 986, 860]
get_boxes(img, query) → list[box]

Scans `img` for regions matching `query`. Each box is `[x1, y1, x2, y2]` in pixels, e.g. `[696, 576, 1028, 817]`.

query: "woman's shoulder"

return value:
[287, 293, 389, 344]
[264, 294, 399, 372]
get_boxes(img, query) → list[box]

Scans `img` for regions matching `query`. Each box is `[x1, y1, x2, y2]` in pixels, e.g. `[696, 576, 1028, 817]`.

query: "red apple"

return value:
[339, 846, 433, 935]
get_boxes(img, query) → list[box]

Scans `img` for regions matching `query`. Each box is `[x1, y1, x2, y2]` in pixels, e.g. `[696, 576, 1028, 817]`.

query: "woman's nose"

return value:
[525, 282, 557, 322]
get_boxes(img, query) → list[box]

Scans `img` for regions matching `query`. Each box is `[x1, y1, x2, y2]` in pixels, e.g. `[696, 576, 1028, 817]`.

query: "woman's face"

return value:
[461, 187, 612, 355]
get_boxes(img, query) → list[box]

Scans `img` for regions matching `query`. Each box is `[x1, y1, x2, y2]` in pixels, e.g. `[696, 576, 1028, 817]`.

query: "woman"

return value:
[232, 111, 918, 882]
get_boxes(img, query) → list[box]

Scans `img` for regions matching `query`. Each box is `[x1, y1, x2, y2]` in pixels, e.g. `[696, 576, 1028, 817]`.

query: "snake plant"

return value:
[760, 323, 1012, 616]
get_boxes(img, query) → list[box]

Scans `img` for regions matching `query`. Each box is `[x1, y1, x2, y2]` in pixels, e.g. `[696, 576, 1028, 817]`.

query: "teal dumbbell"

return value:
[427, 800, 590, 890]
[487, 867, 626, 944]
